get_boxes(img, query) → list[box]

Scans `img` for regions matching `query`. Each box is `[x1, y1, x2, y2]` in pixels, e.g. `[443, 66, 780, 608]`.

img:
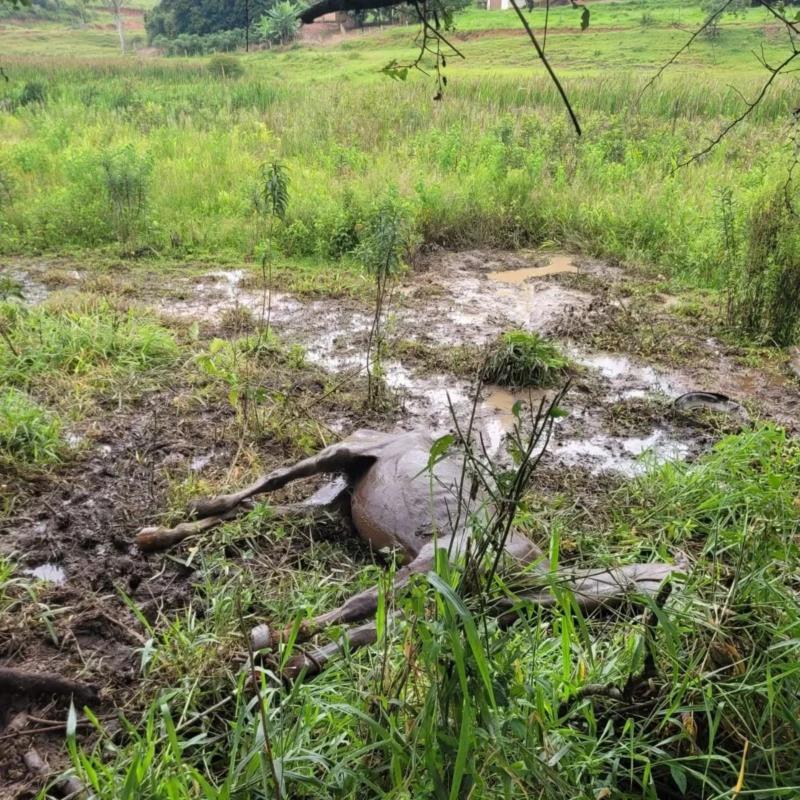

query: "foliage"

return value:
[206, 53, 245, 79]
[145, 0, 270, 40]
[726, 189, 800, 346]
[153, 28, 254, 55]
[0, 297, 179, 389]
[0, 387, 63, 467]
[354, 191, 410, 405]
[100, 145, 152, 252]
[481, 330, 569, 387]
[256, 1, 301, 46]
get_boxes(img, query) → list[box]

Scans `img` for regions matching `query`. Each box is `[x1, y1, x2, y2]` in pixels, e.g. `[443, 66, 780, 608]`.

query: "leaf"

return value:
[549, 405, 568, 418]
[428, 433, 455, 469]
[669, 764, 687, 794]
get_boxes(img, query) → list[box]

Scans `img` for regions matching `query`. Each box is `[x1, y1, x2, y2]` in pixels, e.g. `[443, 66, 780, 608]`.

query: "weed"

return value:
[355, 192, 410, 407]
[0, 387, 63, 468]
[481, 330, 569, 387]
[100, 144, 152, 253]
[206, 53, 245, 79]
[727, 190, 800, 346]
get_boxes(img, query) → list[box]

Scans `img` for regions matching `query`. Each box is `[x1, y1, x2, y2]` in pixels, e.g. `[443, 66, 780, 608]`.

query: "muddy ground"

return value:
[2, 249, 799, 797]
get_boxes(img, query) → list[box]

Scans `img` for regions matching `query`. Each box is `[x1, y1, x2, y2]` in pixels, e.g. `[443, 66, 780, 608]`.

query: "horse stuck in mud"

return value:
[136, 396, 683, 680]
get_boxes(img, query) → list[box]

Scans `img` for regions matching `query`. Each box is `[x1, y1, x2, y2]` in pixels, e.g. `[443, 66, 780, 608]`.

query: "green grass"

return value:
[0, 386, 64, 468]
[0, 0, 797, 298]
[0, 295, 179, 409]
[481, 330, 569, 387]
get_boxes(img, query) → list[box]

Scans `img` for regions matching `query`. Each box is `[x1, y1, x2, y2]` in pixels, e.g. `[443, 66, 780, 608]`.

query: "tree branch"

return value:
[679, 49, 800, 168]
[299, 0, 406, 24]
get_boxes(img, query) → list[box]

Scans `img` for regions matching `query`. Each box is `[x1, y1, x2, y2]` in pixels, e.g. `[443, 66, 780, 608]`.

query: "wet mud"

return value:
[142, 249, 799, 474]
[3, 248, 800, 795]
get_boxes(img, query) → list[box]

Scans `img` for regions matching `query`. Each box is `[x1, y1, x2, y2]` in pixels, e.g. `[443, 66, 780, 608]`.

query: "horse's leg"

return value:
[280, 617, 392, 680]
[189, 444, 373, 519]
[251, 543, 438, 650]
[497, 562, 676, 624]
[136, 479, 349, 553]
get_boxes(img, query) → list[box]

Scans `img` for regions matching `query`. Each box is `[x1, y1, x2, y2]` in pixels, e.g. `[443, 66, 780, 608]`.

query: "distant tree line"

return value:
[145, 0, 271, 40]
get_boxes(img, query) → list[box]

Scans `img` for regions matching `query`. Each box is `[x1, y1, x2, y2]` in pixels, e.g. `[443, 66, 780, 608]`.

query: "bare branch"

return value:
[638, 0, 737, 99]
[299, 0, 406, 24]
[680, 49, 800, 168]
[508, 0, 582, 136]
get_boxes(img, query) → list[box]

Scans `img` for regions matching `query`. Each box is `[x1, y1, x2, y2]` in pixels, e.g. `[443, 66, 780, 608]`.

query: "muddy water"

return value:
[487, 254, 579, 285]
[33, 248, 795, 476]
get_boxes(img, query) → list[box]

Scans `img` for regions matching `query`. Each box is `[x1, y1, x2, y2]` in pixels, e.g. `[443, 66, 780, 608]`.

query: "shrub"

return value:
[207, 54, 244, 79]
[481, 330, 569, 387]
[727, 190, 800, 346]
[0, 388, 63, 468]
[100, 145, 152, 252]
[16, 80, 46, 108]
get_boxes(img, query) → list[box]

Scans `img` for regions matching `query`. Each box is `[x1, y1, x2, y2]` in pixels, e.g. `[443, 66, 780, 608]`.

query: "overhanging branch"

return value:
[299, 0, 407, 24]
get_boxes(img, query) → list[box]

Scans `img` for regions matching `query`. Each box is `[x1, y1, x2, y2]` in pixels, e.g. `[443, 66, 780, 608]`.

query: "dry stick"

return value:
[509, 0, 581, 137]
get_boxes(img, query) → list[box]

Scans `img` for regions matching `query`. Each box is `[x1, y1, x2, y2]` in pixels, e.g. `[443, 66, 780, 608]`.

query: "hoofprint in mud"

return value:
[138, 250, 799, 476]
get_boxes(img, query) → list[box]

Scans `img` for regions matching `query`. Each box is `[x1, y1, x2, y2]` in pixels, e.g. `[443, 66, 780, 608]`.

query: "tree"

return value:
[145, 0, 270, 41]
[257, 0, 301, 45]
[108, 0, 126, 52]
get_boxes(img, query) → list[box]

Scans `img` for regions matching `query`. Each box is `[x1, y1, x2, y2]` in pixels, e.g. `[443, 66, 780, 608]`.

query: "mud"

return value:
[4, 247, 800, 795]
[142, 249, 800, 475]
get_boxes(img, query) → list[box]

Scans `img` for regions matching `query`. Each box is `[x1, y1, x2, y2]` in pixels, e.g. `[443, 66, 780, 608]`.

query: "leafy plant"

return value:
[354, 192, 409, 407]
[100, 145, 152, 253]
[206, 53, 244, 79]
[257, 1, 301, 46]
[481, 330, 569, 387]
[726, 189, 800, 346]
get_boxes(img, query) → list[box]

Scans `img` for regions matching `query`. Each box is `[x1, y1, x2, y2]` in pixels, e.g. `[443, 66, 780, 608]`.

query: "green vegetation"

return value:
[482, 330, 569, 387]
[0, 296, 179, 404]
[54, 425, 800, 798]
[2, 3, 800, 798]
[0, 0, 796, 304]
[0, 387, 63, 467]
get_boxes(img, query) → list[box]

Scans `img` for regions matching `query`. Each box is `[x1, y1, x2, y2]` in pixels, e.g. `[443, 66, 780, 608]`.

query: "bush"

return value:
[481, 330, 569, 387]
[17, 80, 47, 108]
[100, 145, 152, 251]
[0, 388, 63, 468]
[727, 190, 800, 346]
[207, 54, 244, 78]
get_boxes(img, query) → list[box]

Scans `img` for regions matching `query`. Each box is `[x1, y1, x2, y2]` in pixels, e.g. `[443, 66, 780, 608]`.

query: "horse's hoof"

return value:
[251, 624, 272, 651]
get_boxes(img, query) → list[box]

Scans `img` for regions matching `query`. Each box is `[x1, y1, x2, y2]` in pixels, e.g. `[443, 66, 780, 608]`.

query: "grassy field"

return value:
[2, 2, 800, 798]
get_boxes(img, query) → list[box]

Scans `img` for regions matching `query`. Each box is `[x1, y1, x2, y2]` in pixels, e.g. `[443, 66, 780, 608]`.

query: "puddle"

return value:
[2, 267, 50, 305]
[553, 431, 691, 476]
[25, 563, 67, 586]
[487, 254, 578, 285]
[77, 248, 798, 476]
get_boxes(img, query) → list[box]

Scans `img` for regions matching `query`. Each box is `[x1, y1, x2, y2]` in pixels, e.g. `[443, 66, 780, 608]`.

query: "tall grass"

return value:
[62, 425, 800, 798]
[0, 61, 796, 294]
